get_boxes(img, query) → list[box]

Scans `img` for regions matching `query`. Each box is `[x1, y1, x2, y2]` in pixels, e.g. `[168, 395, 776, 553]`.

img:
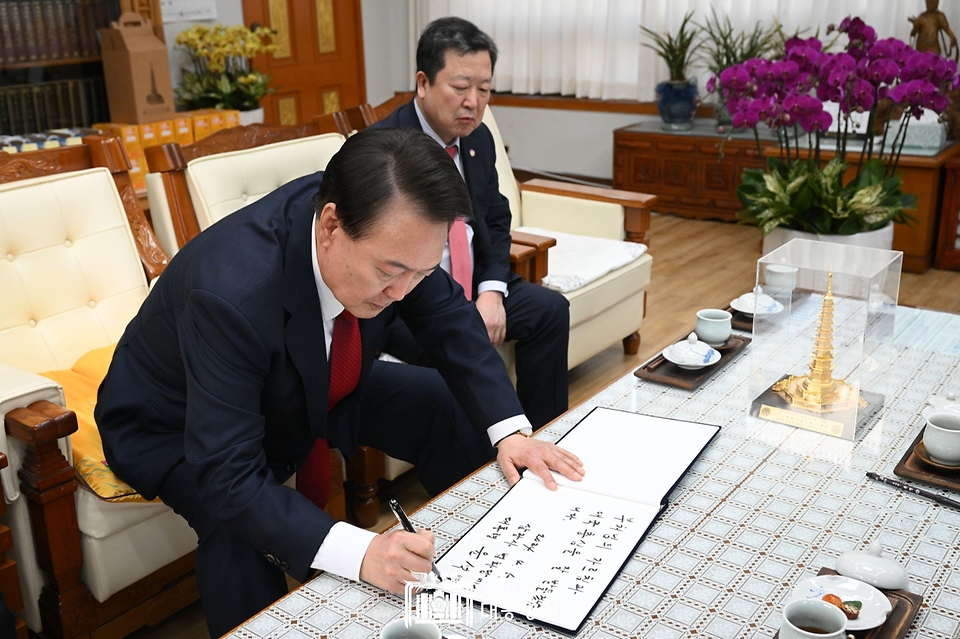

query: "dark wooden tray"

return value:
[634, 334, 751, 391]
[774, 568, 921, 639]
[894, 429, 960, 492]
[724, 305, 754, 332]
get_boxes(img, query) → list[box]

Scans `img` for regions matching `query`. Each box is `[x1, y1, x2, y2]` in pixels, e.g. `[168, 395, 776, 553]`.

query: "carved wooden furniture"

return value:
[613, 120, 960, 273]
[0, 453, 27, 639]
[936, 158, 960, 270]
[315, 104, 379, 138]
[0, 137, 344, 638]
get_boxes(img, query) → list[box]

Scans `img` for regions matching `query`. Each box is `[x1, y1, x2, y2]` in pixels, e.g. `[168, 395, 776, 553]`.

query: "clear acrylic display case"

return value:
[747, 239, 902, 439]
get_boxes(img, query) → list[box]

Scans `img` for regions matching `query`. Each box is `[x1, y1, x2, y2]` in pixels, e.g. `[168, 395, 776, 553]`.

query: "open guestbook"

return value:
[434, 407, 720, 634]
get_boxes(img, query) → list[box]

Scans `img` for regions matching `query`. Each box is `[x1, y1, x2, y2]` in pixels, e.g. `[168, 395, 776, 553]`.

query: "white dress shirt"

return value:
[308, 216, 530, 580]
[413, 99, 508, 298]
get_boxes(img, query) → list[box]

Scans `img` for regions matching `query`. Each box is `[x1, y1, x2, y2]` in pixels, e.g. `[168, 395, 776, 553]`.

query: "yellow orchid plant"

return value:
[175, 24, 278, 111]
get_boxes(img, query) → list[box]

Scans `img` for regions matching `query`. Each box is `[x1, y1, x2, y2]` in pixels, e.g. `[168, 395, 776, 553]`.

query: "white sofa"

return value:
[481, 108, 654, 372]
[0, 166, 197, 633]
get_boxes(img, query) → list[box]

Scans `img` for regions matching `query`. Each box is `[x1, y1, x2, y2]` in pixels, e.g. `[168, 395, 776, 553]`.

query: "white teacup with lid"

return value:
[662, 332, 721, 370]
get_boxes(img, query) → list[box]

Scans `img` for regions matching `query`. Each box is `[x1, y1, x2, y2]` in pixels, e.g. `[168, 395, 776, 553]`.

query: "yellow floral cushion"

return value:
[42, 345, 152, 503]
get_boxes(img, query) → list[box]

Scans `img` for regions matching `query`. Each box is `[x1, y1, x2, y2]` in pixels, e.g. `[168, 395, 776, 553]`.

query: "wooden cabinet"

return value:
[936, 158, 960, 270]
[0, 453, 28, 639]
[613, 121, 960, 273]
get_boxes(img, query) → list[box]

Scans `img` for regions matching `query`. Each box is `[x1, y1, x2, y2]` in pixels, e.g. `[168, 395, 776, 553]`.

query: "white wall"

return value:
[162, 0, 245, 89]
[493, 107, 656, 180]
[361, 0, 413, 106]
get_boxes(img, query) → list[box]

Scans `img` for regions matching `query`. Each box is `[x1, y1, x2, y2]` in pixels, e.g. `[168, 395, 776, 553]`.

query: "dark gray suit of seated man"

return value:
[94, 129, 584, 637]
[373, 17, 570, 429]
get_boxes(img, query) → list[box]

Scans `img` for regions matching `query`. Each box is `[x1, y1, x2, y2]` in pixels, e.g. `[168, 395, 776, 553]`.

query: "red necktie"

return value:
[445, 145, 473, 300]
[297, 310, 362, 509]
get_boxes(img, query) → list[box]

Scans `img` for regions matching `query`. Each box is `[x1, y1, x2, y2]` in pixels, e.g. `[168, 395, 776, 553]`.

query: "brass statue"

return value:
[910, 0, 959, 60]
[772, 272, 865, 413]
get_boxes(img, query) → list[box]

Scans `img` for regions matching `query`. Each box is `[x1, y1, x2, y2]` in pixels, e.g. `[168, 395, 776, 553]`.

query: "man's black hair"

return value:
[314, 127, 472, 239]
[416, 16, 498, 84]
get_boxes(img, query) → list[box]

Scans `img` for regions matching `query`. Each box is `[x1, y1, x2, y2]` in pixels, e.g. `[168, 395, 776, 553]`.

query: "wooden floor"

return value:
[127, 214, 960, 639]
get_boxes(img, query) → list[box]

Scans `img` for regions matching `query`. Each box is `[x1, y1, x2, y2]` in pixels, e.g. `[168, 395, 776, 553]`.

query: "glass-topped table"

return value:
[230, 305, 960, 639]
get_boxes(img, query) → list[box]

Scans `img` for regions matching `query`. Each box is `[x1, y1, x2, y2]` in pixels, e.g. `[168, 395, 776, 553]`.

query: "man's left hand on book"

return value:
[496, 435, 584, 489]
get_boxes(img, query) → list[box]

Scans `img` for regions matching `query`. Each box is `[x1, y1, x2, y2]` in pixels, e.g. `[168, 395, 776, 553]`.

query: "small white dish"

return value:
[730, 285, 784, 317]
[662, 332, 721, 370]
[791, 575, 892, 632]
[835, 541, 909, 590]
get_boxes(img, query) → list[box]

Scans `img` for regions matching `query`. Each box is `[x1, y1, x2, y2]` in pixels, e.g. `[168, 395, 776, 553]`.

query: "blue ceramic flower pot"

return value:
[656, 79, 699, 131]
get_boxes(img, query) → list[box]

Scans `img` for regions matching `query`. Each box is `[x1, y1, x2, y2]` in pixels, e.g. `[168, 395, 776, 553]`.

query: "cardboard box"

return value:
[138, 120, 174, 148]
[173, 116, 194, 145]
[191, 113, 212, 141]
[126, 148, 147, 191]
[223, 110, 241, 128]
[93, 122, 142, 156]
[99, 13, 175, 124]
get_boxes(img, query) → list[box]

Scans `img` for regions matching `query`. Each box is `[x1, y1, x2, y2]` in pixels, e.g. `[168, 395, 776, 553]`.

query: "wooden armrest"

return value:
[520, 178, 657, 209]
[5, 401, 78, 447]
[509, 242, 537, 263]
[509, 242, 549, 285]
[510, 231, 556, 251]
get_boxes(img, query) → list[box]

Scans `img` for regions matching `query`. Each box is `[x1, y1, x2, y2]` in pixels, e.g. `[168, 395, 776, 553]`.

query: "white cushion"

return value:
[76, 488, 198, 602]
[185, 133, 345, 230]
[517, 226, 647, 293]
[145, 172, 179, 258]
[520, 189, 627, 240]
[0, 168, 149, 372]
[480, 109, 521, 228]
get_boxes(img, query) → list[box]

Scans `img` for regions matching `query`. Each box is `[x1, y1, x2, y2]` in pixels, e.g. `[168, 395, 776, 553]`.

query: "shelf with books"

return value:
[1, 56, 104, 70]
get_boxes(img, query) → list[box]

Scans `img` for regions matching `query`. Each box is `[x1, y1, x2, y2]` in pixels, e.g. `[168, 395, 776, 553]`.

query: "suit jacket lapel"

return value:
[283, 211, 328, 441]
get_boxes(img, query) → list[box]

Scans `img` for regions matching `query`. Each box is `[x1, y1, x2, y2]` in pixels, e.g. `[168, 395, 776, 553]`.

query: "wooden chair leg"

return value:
[346, 446, 385, 529]
[622, 332, 641, 355]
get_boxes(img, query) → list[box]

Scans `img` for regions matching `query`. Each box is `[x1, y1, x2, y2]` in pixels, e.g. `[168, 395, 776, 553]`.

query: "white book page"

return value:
[435, 478, 660, 631]
[525, 408, 719, 505]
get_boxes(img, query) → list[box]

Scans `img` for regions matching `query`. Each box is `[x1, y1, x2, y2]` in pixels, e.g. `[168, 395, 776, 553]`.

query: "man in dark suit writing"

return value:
[94, 129, 583, 637]
[374, 17, 570, 429]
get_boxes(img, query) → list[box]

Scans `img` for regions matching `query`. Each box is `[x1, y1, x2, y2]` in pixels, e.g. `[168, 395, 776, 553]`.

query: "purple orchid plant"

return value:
[719, 17, 959, 235]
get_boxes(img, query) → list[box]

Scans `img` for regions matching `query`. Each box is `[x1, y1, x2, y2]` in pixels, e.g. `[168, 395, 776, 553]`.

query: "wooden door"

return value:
[242, 0, 366, 125]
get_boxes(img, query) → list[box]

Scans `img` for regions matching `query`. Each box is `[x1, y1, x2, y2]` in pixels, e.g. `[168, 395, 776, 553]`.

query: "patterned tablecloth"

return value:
[230, 306, 960, 639]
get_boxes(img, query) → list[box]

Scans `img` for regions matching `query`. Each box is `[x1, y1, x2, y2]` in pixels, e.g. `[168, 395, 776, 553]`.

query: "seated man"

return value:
[374, 17, 570, 429]
[94, 128, 584, 637]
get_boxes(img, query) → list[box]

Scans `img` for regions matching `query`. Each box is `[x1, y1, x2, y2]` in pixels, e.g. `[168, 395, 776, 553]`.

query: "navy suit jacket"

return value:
[94, 172, 522, 581]
[372, 100, 520, 292]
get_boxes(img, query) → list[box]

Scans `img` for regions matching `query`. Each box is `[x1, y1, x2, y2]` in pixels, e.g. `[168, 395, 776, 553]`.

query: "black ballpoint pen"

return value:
[389, 498, 443, 582]
[866, 472, 960, 510]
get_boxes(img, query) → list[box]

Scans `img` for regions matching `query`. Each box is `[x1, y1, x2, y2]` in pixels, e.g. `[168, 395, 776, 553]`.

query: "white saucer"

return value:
[730, 296, 785, 317]
[661, 335, 721, 371]
[790, 575, 892, 631]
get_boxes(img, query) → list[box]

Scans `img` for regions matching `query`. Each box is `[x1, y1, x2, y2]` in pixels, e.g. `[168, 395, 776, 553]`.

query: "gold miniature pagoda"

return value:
[772, 272, 864, 413]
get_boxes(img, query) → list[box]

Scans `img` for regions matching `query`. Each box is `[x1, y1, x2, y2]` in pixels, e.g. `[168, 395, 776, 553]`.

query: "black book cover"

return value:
[42, 0, 60, 59]
[20, 1, 39, 61]
[0, 88, 12, 136]
[31, 0, 50, 60]
[8, 1, 28, 62]
[76, 0, 93, 57]
[20, 86, 38, 133]
[62, 0, 81, 58]
[53, 0, 72, 61]
[0, 3, 15, 63]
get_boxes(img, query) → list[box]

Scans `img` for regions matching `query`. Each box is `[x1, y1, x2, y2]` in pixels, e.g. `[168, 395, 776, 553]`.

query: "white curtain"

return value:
[410, 0, 960, 102]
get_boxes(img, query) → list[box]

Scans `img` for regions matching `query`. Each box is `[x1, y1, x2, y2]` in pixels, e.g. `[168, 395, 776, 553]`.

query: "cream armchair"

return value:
[144, 124, 406, 529]
[0, 137, 197, 638]
[481, 107, 655, 371]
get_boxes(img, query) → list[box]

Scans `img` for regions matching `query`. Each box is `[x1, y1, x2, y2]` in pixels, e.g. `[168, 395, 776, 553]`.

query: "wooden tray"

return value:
[894, 429, 960, 492]
[724, 305, 754, 332]
[773, 568, 922, 639]
[633, 334, 751, 391]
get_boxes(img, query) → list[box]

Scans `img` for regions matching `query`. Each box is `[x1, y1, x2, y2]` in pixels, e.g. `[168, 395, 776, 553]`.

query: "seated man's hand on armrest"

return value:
[496, 434, 584, 489]
[359, 529, 436, 594]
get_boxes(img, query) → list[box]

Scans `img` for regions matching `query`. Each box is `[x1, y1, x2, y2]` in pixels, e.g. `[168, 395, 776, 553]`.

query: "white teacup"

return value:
[923, 411, 960, 466]
[780, 599, 848, 639]
[695, 309, 732, 347]
[379, 619, 441, 639]
[765, 264, 799, 290]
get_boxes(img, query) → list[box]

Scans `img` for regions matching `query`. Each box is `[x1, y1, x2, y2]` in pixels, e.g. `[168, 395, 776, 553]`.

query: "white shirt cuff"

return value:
[311, 521, 378, 580]
[486, 414, 533, 447]
[477, 280, 509, 297]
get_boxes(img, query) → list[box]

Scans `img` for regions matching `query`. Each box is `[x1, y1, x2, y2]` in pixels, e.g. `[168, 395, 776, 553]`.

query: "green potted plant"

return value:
[720, 16, 960, 250]
[174, 24, 277, 124]
[641, 12, 701, 130]
[699, 9, 776, 129]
